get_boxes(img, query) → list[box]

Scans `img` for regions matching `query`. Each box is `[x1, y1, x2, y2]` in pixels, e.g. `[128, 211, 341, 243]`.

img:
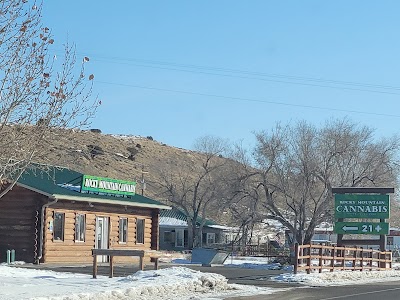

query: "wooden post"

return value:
[93, 254, 97, 279]
[318, 244, 323, 273]
[360, 247, 364, 271]
[330, 245, 335, 272]
[154, 257, 159, 270]
[353, 246, 357, 271]
[294, 243, 299, 274]
[139, 256, 144, 271]
[342, 247, 346, 271]
[379, 251, 389, 270]
[369, 248, 374, 271]
[379, 252, 383, 269]
[109, 255, 114, 278]
[306, 244, 311, 274]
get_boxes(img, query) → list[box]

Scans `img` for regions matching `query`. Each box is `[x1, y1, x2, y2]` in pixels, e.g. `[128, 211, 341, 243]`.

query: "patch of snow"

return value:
[57, 183, 81, 192]
[273, 269, 400, 286]
[0, 261, 26, 266]
[0, 266, 279, 300]
[158, 252, 191, 263]
[115, 152, 128, 159]
[223, 256, 293, 271]
[221, 257, 400, 286]
[110, 134, 144, 141]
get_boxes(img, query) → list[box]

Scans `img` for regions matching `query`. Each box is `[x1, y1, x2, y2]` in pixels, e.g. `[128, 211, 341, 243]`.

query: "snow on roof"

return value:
[57, 183, 81, 192]
[159, 216, 187, 226]
[315, 222, 334, 231]
[314, 226, 334, 232]
[207, 224, 235, 231]
[159, 209, 219, 227]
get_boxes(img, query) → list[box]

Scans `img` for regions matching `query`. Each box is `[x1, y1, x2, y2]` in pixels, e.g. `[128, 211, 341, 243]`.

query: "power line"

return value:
[51, 49, 400, 95]
[92, 59, 400, 96]
[96, 80, 400, 118]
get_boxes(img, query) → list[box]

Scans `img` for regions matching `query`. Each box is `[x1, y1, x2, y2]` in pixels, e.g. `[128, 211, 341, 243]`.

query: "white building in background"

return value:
[312, 223, 337, 244]
[386, 228, 400, 256]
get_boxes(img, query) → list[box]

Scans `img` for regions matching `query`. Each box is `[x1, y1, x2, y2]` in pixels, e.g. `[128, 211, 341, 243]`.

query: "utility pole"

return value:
[141, 164, 149, 196]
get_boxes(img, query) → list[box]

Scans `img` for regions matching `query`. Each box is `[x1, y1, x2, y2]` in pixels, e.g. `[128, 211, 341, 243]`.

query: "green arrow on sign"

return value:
[334, 222, 389, 235]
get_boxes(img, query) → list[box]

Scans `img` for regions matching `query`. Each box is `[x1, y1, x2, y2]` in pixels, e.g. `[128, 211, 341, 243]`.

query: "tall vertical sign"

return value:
[332, 187, 394, 250]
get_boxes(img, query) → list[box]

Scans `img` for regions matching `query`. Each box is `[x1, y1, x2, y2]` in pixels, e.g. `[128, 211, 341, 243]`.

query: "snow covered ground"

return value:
[274, 269, 400, 287]
[223, 256, 293, 271]
[1, 257, 400, 300]
[0, 264, 282, 300]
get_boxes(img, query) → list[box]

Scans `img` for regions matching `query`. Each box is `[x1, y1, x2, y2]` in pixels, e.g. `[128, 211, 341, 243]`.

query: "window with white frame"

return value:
[53, 212, 65, 241]
[119, 218, 128, 243]
[206, 232, 215, 245]
[75, 214, 86, 242]
[136, 219, 145, 244]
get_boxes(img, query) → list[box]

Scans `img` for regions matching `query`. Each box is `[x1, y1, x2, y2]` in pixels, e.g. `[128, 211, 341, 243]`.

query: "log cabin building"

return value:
[0, 165, 170, 264]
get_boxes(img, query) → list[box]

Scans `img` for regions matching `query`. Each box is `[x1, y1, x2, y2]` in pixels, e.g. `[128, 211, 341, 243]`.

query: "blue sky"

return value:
[42, 1, 400, 150]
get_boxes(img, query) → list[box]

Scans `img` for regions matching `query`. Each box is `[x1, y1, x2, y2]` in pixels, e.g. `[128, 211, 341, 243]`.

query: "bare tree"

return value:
[231, 119, 399, 248]
[224, 142, 265, 247]
[0, 0, 98, 196]
[157, 136, 229, 248]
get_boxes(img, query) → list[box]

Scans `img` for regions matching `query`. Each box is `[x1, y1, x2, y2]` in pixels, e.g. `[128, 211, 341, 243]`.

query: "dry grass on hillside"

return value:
[37, 129, 207, 200]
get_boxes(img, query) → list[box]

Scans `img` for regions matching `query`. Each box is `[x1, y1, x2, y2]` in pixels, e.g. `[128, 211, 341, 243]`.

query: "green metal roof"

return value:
[160, 208, 219, 227]
[16, 165, 170, 210]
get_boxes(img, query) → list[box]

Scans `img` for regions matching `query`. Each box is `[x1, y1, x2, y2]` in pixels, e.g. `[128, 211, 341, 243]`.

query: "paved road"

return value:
[227, 280, 400, 300]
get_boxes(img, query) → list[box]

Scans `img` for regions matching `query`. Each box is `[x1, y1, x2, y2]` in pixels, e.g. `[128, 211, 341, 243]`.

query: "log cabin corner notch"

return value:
[0, 164, 170, 264]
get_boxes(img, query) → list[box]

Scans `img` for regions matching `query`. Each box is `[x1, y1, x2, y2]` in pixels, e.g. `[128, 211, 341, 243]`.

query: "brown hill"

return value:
[38, 129, 209, 203]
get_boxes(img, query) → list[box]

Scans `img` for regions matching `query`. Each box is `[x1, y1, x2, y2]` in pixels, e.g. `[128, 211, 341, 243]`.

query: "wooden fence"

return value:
[294, 243, 392, 274]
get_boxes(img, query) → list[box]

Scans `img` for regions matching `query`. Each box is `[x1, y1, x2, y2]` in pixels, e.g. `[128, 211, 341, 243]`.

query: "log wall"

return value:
[43, 200, 158, 263]
[151, 210, 159, 250]
[0, 186, 46, 263]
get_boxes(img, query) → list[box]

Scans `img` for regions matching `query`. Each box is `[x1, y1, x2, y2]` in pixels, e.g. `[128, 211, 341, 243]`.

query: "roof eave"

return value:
[52, 194, 172, 210]
[16, 182, 54, 198]
[16, 182, 171, 210]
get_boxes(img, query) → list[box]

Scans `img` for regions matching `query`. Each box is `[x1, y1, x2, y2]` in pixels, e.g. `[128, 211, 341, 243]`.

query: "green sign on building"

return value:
[334, 221, 389, 235]
[81, 175, 137, 196]
[334, 194, 390, 219]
